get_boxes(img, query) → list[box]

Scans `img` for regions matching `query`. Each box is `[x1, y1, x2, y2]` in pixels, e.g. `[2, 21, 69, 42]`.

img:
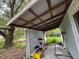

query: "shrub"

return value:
[14, 43, 26, 48]
[0, 39, 5, 49]
[46, 37, 62, 45]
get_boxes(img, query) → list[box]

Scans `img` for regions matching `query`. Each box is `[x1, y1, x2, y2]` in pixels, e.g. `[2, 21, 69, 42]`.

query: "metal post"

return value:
[26, 29, 31, 58]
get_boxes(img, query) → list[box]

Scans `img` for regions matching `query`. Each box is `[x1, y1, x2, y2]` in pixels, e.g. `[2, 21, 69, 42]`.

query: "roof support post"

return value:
[25, 29, 31, 58]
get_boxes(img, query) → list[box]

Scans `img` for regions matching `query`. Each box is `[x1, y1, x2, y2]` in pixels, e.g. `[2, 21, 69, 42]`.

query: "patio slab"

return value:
[42, 45, 72, 59]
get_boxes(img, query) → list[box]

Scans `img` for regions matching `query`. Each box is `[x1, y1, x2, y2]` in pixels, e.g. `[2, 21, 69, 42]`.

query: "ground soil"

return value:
[0, 47, 26, 59]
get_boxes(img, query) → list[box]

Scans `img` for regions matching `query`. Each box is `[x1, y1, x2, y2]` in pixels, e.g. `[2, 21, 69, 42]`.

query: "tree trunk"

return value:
[0, 0, 25, 48]
[4, 0, 15, 48]
[4, 36, 13, 48]
[4, 26, 15, 48]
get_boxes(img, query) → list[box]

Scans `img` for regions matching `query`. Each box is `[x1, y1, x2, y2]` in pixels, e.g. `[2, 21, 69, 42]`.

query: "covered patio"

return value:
[7, 0, 73, 59]
[7, 0, 72, 31]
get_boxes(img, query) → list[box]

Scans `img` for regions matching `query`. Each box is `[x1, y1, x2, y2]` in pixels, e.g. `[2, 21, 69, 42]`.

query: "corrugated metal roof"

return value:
[7, 0, 72, 31]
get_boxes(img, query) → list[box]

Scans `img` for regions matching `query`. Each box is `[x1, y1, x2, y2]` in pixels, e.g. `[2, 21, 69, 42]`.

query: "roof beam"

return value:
[43, 24, 60, 31]
[64, 0, 72, 12]
[21, 0, 67, 26]
[41, 0, 72, 31]
[28, 8, 43, 22]
[46, 0, 53, 17]
[62, 0, 72, 17]
[18, 18, 35, 25]
[18, 18, 27, 22]
[43, 0, 72, 31]
[36, 17, 63, 29]
[31, 11, 65, 28]
[10, 24, 42, 31]
[41, 22, 61, 31]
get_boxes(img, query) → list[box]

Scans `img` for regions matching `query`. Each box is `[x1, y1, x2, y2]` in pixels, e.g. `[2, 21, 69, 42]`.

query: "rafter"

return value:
[9, 0, 72, 31]
[21, 0, 67, 26]
[10, 24, 42, 31]
[36, 17, 63, 29]
[38, 0, 72, 31]
[28, 8, 43, 22]
[64, 0, 72, 12]
[31, 11, 65, 28]
[44, 0, 72, 31]
[41, 22, 61, 31]
[46, 0, 53, 17]
[18, 18, 27, 22]
[18, 18, 35, 25]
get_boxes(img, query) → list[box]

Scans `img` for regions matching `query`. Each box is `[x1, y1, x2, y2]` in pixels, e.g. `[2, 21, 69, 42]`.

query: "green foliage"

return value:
[46, 37, 62, 45]
[0, 37, 5, 49]
[14, 28, 25, 40]
[0, 17, 8, 27]
[14, 43, 26, 48]
[14, 37, 26, 48]
[46, 28, 62, 45]
[0, 0, 31, 48]
[50, 28, 61, 37]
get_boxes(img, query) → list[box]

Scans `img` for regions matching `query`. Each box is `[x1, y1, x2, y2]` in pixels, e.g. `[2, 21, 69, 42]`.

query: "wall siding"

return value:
[60, 0, 79, 59]
[60, 14, 79, 59]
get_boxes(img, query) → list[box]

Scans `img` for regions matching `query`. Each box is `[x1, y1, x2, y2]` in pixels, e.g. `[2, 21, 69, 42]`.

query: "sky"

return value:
[0, 1, 10, 18]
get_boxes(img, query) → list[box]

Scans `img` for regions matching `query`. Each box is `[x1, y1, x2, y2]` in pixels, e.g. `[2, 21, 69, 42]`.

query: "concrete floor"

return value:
[42, 45, 72, 59]
[24, 44, 73, 59]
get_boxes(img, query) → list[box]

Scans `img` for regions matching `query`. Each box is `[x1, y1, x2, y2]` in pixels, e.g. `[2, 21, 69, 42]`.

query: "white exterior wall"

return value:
[26, 29, 45, 58]
[60, 0, 79, 59]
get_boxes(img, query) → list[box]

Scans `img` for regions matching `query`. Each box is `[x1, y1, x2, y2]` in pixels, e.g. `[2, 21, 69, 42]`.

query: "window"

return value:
[73, 10, 79, 33]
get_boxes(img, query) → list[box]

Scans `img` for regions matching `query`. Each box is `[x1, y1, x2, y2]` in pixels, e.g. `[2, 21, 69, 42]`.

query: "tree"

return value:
[46, 28, 61, 37]
[0, 0, 30, 48]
